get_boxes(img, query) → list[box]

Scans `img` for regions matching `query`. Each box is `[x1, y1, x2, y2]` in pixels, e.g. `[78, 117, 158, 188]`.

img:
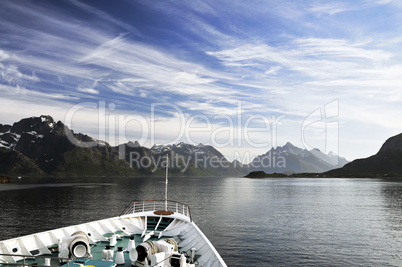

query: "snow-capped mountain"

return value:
[249, 142, 348, 173]
[150, 142, 225, 158]
[0, 116, 132, 176]
[118, 141, 232, 176]
[271, 142, 311, 157]
[0, 115, 55, 150]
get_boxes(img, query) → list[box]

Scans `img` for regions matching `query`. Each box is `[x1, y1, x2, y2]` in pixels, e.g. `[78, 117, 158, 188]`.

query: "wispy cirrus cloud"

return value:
[207, 38, 392, 83]
[77, 87, 99, 95]
[0, 64, 40, 84]
[206, 35, 402, 146]
[362, 0, 393, 8]
[0, 1, 256, 117]
[309, 0, 393, 15]
[0, 84, 78, 100]
[309, 3, 350, 15]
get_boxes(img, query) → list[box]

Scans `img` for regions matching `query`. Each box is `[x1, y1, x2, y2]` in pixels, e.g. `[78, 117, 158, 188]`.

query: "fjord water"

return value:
[0, 177, 401, 266]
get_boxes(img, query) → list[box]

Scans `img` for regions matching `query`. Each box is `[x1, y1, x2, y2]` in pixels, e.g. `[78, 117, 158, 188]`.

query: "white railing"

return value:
[0, 254, 70, 267]
[120, 200, 192, 221]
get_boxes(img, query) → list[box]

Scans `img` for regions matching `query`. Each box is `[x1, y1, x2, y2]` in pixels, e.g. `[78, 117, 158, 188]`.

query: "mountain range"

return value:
[0, 116, 134, 176]
[0, 115, 348, 176]
[249, 142, 348, 174]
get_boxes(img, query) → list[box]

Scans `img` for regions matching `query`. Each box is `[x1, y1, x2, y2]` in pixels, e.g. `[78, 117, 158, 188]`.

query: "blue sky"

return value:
[1, 0, 402, 162]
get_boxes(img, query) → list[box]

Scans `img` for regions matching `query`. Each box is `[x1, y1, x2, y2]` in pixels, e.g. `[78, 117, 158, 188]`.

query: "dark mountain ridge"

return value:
[327, 133, 402, 176]
[0, 115, 134, 176]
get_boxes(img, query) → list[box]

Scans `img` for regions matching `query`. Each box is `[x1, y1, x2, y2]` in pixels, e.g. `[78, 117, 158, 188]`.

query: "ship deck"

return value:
[13, 234, 173, 267]
[0, 200, 227, 267]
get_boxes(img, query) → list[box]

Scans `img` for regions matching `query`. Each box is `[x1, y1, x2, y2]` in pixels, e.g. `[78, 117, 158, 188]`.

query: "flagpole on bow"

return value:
[165, 154, 168, 211]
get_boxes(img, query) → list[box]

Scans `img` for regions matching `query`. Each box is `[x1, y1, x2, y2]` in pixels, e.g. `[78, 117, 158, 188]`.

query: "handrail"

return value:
[0, 253, 70, 267]
[120, 200, 192, 221]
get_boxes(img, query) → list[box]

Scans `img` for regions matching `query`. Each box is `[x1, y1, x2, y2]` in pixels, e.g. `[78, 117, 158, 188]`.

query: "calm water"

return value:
[0, 177, 401, 266]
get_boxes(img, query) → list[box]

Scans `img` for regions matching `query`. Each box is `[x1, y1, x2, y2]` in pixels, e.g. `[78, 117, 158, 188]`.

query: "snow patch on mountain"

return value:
[146, 142, 229, 162]
[0, 115, 58, 153]
[0, 140, 11, 149]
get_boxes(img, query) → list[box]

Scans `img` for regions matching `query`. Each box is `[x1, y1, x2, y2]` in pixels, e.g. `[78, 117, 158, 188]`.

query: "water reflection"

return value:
[380, 180, 402, 240]
[0, 177, 402, 266]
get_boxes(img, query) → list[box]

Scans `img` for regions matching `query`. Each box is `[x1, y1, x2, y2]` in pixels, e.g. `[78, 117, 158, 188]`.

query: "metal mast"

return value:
[165, 154, 168, 211]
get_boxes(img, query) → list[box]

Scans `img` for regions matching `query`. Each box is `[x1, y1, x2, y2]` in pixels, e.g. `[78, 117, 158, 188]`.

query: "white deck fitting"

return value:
[0, 200, 227, 267]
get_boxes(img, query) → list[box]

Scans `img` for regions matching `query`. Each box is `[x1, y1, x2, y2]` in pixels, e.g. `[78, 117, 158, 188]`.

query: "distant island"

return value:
[244, 171, 288, 178]
[244, 171, 402, 179]
[244, 171, 328, 178]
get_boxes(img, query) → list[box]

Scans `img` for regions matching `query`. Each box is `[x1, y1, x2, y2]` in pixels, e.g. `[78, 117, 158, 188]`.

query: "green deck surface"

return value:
[14, 234, 162, 267]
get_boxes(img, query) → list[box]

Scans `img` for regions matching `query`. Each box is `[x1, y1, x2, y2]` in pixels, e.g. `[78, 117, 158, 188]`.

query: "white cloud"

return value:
[0, 3, 250, 116]
[207, 38, 396, 91]
[0, 84, 78, 100]
[309, 0, 393, 15]
[0, 65, 40, 83]
[77, 87, 99, 95]
[265, 66, 282, 75]
[177, 101, 240, 116]
[309, 3, 349, 15]
[362, 0, 393, 8]
[0, 50, 9, 61]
